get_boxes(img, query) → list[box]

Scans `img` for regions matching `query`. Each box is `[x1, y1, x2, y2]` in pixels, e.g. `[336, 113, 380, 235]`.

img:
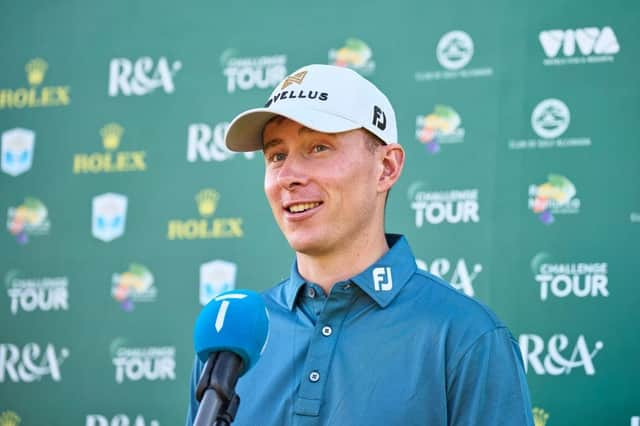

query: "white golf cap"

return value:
[225, 64, 398, 152]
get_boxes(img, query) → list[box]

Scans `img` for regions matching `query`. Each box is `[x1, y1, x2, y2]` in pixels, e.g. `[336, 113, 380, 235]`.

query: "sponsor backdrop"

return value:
[1, 0, 638, 425]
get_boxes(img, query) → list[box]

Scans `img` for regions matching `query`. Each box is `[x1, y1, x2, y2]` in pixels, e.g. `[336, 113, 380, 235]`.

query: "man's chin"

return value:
[286, 236, 331, 257]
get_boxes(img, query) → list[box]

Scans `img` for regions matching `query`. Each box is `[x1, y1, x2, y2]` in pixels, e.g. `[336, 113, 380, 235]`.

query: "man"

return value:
[187, 64, 533, 425]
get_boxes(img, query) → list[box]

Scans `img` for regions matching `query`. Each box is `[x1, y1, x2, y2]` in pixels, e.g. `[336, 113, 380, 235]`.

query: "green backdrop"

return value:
[1, 0, 638, 425]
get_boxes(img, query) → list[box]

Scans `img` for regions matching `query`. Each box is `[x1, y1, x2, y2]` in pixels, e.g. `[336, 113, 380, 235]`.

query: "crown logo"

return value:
[533, 407, 549, 426]
[196, 189, 220, 217]
[281, 70, 307, 89]
[25, 58, 48, 86]
[100, 123, 124, 150]
[0, 411, 21, 426]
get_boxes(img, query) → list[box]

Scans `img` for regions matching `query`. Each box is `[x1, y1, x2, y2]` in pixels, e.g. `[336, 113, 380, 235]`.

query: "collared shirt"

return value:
[187, 234, 533, 426]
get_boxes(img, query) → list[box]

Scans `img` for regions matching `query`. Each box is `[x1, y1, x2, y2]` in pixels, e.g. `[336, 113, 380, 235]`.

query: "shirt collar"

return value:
[283, 234, 416, 310]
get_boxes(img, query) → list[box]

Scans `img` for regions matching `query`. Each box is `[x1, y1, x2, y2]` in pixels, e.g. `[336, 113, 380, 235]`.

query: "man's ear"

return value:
[377, 144, 405, 193]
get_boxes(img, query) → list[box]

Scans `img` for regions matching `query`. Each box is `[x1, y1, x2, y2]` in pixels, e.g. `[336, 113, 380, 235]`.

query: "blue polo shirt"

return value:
[187, 234, 533, 425]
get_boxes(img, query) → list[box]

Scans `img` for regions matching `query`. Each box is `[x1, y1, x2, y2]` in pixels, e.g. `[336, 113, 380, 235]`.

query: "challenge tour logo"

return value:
[539, 26, 620, 66]
[0, 58, 71, 109]
[415, 31, 493, 82]
[112, 264, 156, 312]
[187, 122, 255, 162]
[518, 334, 604, 376]
[328, 38, 375, 74]
[200, 260, 237, 305]
[508, 99, 591, 150]
[92, 193, 128, 242]
[0, 343, 69, 383]
[108, 56, 181, 97]
[531, 252, 608, 301]
[2, 128, 35, 177]
[221, 49, 287, 94]
[409, 182, 479, 227]
[110, 338, 176, 384]
[74, 123, 147, 174]
[5, 270, 69, 315]
[7, 197, 50, 244]
[167, 189, 243, 240]
[528, 174, 580, 224]
[416, 105, 465, 154]
[416, 257, 482, 297]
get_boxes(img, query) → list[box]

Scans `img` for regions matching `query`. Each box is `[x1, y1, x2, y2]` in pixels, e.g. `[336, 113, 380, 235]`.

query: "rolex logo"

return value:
[25, 58, 48, 86]
[533, 407, 549, 426]
[100, 123, 124, 151]
[196, 189, 220, 217]
[0, 411, 21, 426]
[281, 70, 307, 89]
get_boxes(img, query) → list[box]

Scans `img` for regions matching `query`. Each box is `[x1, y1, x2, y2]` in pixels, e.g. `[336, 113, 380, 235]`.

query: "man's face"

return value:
[263, 117, 383, 257]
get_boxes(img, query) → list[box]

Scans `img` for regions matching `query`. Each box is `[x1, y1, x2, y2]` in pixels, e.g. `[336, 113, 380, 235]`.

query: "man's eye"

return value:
[269, 152, 286, 162]
[312, 144, 329, 153]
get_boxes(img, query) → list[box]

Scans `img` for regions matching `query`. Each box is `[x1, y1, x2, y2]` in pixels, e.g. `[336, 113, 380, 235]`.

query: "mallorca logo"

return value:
[328, 38, 375, 75]
[0, 411, 21, 426]
[528, 174, 580, 224]
[108, 56, 182, 97]
[0, 343, 70, 383]
[508, 99, 591, 150]
[409, 181, 479, 227]
[187, 122, 255, 162]
[0, 58, 71, 109]
[92, 193, 128, 242]
[5, 270, 69, 315]
[112, 263, 157, 312]
[110, 338, 176, 384]
[73, 123, 147, 174]
[416, 105, 465, 154]
[531, 252, 608, 301]
[200, 260, 237, 305]
[7, 197, 50, 244]
[167, 189, 243, 240]
[415, 31, 493, 82]
[2, 128, 35, 177]
[416, 257, 482, 297]
[221, 48, 287, 94]
[86, 414, 159, 426]
[519, 334, 604, 376]
[540, 26, 620, 66]
[532, 407, 549, 426]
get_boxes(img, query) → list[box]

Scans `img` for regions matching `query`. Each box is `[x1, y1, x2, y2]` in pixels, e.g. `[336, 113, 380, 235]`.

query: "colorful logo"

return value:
[112, 263, 156, 311]
[528, 174, 579, 224]
[437, 31, 474, 70]
[2, 128, 35, 176]
[532, 99, 570, 139]
[92, 193, 128, 242]
[7, 197, 50, 244]
[416, 105, 464, 154]
[0, 411, 21, 426]
[329, 38, 375, 74]
[532, 407, 549, 426]
[200, 260, 237, 305]
[0, 58, 71, 109]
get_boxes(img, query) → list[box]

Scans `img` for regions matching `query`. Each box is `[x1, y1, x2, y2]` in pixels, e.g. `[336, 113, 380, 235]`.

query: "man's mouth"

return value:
[286, 202, 322, 213]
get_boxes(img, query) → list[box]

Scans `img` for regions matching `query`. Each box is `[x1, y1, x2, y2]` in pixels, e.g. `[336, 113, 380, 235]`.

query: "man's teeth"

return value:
[288, 202, 320, 213]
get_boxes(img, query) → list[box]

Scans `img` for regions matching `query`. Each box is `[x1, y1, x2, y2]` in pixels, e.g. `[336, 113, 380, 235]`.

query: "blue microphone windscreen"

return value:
[193, 289, 269, 375]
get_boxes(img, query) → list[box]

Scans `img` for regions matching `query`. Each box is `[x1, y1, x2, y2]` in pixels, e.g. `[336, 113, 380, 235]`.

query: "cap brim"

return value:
[225, 106, 361, 152]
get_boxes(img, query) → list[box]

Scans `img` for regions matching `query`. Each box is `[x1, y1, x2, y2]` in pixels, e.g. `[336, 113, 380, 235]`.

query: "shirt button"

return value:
[309, 371, 321, 382]
[344, 283, 352, 290]
[307, 287, 316, 298]
[321, 326, 333, 337]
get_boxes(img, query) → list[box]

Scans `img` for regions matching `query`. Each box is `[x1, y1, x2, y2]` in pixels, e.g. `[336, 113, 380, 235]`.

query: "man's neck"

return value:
[296, 230, 390, 295]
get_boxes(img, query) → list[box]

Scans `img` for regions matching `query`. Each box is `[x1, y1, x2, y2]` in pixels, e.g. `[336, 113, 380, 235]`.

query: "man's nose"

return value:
[276, 154, 309, 190]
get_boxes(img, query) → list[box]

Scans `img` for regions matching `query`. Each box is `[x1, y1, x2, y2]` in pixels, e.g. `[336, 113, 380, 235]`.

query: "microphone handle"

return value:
[194, 352, 244, 426]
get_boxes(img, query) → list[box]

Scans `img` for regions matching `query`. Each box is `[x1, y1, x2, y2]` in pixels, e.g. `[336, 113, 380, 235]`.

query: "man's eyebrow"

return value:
[262, 138, 283, 152]
[298, 126, 336, 137]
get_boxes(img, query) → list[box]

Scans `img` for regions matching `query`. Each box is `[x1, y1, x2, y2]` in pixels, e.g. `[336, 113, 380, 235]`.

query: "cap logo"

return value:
[281, 70, 308, 90]
[372, 105, 387, 131]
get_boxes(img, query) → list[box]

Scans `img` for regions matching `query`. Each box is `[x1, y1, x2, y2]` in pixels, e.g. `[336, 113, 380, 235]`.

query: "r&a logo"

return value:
[108, 57, 182, 97]
[85, 414, 159, 426]
[518, 334, 604, 376]
[0, 343, 69, 382]
[187, 122, 255, 162]
[372, 267, 393, 292]
[416, 258, 481, 297]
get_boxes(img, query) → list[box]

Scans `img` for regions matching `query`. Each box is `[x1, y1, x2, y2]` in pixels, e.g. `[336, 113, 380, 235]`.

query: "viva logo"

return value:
[528, 174, 580, 224]
[7, 197, 50, 244]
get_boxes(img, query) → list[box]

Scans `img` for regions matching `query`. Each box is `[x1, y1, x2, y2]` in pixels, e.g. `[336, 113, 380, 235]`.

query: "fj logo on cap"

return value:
[281, 70, 308, 90]
[373, 105, 387, 131]
[373, 267, 393, 292]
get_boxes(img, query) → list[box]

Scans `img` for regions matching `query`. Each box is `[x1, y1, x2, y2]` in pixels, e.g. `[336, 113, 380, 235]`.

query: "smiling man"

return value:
[187, 64, 533, 425]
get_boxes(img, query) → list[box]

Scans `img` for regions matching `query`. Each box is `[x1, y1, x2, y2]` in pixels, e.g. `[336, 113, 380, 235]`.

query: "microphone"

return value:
[193, 289, 270, 426]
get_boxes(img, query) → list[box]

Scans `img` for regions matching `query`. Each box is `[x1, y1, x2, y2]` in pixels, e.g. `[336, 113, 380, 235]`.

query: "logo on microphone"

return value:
[200, 260, 237, 306]
[2, 128, 35, 177]
[372, 267, 393, 292]
[110, 339, 176, 384]
[0, 411, 21, 426]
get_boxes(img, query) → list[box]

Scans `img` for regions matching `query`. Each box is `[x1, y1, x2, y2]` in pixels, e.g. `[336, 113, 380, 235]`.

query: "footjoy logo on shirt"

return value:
[372, 267, 393, 292]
